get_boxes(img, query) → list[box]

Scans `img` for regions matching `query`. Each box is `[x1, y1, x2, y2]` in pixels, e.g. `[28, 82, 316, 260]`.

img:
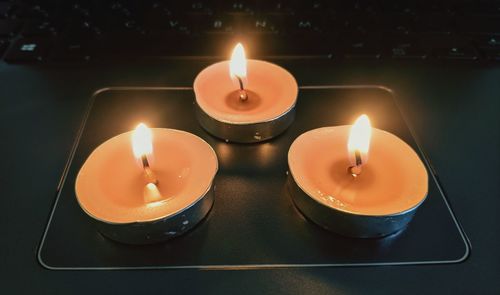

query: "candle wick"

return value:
[141, 155, 158, 184]
[349, 165, 363, 178]
[236, 75, 244, 90]
[354, 149, 362, 166]
[349, 150, 363, 177]
[141, 154, 150, 168]
[236, 75, 248, 102]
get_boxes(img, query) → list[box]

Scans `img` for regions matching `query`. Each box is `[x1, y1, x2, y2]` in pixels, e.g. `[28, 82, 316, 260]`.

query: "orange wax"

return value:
[193, 59, 298, 124]
[288, 126, 428, 216]
[76, 128, 218, 223]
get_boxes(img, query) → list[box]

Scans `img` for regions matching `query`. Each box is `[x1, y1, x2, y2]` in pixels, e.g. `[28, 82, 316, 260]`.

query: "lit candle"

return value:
[75, 124, 218, 244]
[194, 43, 298, 143]
[288, 115, 428, 238]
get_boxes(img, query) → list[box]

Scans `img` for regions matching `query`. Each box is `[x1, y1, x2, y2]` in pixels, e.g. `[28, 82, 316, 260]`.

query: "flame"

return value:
[132, 123, 153, 159]
[229, 43, 247, 78]
[347, 115, 372, 166]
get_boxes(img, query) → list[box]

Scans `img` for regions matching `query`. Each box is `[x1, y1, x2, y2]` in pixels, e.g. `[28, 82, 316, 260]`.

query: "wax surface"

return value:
[288, 126, 428, 216]
[76, 129, 218, 223]
[194, 59, 298, 123]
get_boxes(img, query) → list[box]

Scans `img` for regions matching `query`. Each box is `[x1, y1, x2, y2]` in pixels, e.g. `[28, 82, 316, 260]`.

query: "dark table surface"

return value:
[1, 59, 499, 294]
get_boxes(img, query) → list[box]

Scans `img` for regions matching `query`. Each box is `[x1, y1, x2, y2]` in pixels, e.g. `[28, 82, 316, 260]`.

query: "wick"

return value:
[141, 154, 158, 184]
[349, 165, 363, 177]
[348, 150, 363, 177]
[236, 75, 248, 101]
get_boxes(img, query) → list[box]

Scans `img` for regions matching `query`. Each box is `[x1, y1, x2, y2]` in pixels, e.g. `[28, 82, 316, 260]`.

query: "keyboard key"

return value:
[341, 34, 381, 59]
[327, 13, 375, 34]
[335, 1, 378, 13]
[4, 37, 51, 62]
[376, 13, 416, 34]
[298, 0, 332, 13]
[65, 19, 103, 39]
[433, 46, 478, 60]
[11, 3, 51, 19]
[467, 33, 500, 48]
[219, 0, 257, 14]
[146, 15, 192, 34]
[248, 14, 284, 33]
[287, 14, 326, 33]
[21, 20, 60, 37]
[50, 37, 94, 61]
[203, 14, 241, 33]
[388, 42, 427, 59]
[258, 1, 297, 15]
[180, 1, 215, 14]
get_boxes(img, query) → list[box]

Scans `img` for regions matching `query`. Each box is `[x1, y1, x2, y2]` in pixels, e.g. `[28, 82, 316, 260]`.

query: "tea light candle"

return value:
[75, 124, 218, 244]
[288, 115, 428, 238]
[194, 43, 298, 143]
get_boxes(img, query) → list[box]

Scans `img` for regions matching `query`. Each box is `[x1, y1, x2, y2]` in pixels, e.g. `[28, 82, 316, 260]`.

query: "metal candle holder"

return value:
[193, 60, 298, 143]
[81, 184, 215, 245]
[287, 174, 424, 238]
[195, 101, 296, 143]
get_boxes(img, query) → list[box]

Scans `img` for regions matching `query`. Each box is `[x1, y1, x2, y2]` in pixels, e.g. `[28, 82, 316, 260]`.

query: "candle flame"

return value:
[132, 123, 153, 159]
[347, 115, 372, 166]
[229, 43, 247, 79]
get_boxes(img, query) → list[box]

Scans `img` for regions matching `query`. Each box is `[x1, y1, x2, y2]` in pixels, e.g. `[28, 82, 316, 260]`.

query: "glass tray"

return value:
[38, 86, 469, 270]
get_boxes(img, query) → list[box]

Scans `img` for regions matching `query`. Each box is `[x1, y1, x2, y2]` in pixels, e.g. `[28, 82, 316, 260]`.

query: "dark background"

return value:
[1, 60, 499, 294]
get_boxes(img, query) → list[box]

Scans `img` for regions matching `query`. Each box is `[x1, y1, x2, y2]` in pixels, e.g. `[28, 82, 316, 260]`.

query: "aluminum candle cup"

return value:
[75, 128, 218, 245]
[287, 126, 428, 238]
[193, 59, 298, 143]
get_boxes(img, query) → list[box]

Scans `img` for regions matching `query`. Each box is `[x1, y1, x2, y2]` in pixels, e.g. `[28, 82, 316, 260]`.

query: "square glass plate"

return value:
[38, 86, 469, 270]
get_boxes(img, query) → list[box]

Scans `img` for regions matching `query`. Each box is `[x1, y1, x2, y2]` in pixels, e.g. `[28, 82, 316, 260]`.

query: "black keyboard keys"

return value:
[385, 35, 427, 59]
[249, 14, 284, 33]
[21, 20, 60, 37]
[468, 33, 500, 60]
[51, 38, 93, 61]
[287, 14, 325, 33]
[220, 0, 256, 15]
[433, 46, 478, 60]
[341, 34, 381, 59]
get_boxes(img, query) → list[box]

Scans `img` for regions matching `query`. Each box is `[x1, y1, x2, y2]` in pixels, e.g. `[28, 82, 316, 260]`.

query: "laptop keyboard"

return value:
[1, 0, 499, 63]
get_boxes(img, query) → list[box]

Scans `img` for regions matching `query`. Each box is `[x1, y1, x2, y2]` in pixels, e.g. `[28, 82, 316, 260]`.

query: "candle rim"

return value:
[76, 180, 215, 224]
[288, 126, 428, 217]
[75, 128, 219, 223]
[194, 59, 298, 124]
